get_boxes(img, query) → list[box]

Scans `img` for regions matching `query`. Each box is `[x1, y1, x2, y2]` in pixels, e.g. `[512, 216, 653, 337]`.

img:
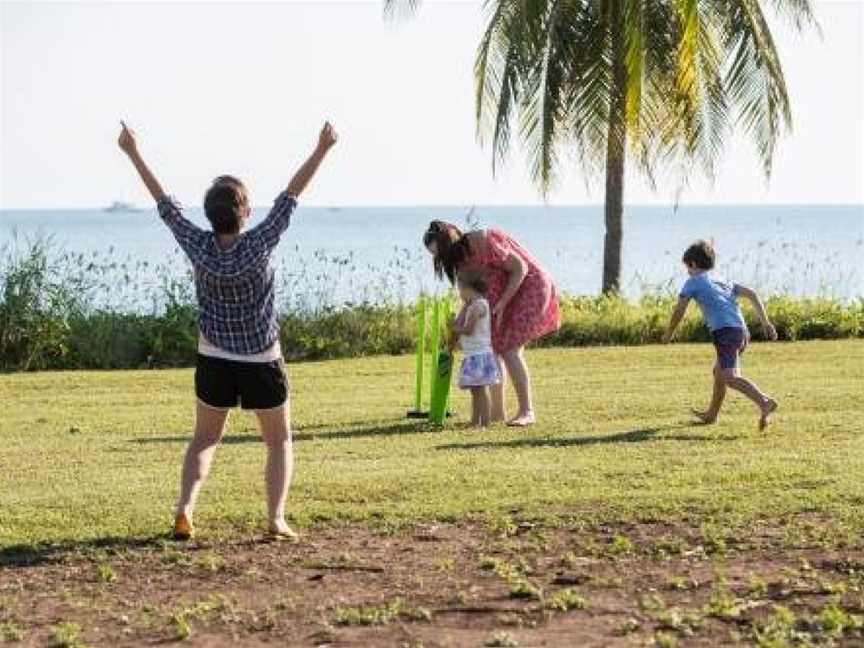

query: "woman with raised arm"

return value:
[119, 120, 338, 541]
[423, 221, 560, 426]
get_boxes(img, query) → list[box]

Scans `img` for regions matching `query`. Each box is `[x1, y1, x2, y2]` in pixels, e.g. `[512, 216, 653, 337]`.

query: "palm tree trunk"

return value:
[602, 0, 627, 294]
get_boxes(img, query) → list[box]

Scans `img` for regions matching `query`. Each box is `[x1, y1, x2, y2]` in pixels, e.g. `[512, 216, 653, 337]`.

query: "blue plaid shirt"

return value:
[157, 191, 297, 355]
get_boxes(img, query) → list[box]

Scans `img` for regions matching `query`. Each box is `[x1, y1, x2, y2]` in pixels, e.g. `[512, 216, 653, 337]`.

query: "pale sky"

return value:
[1, 0, 862, 209]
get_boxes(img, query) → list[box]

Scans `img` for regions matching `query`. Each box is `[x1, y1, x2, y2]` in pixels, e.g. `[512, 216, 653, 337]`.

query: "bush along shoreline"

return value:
[1, 240, 862, 372]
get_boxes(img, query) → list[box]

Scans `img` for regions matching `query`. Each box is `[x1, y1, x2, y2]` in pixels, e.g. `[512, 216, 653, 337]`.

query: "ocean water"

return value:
[1, 204, 862, 306]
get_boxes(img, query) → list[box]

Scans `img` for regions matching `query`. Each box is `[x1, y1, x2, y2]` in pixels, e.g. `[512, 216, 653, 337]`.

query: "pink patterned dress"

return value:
[461, 228, 561, 354]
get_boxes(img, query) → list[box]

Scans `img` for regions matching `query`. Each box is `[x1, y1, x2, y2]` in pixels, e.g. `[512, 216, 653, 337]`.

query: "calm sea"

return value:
[2, 204, 862, 305]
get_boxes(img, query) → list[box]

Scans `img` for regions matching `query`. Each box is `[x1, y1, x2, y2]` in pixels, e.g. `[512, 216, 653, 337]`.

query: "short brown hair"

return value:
[456, 270, 487, 294]
[204, 176, 249, 235]
[682, 240, 715, 270]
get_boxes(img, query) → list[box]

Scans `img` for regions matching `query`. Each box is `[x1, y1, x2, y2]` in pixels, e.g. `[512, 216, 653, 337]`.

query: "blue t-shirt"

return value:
[679, 272, 746, 332]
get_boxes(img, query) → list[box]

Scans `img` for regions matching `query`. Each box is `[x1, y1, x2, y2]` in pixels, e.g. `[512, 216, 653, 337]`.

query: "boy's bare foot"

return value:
[172, 513, 194, 541]
[759, 398, 778, 431]
[507, 411, 535, 427]
[692, 409, 718, 425]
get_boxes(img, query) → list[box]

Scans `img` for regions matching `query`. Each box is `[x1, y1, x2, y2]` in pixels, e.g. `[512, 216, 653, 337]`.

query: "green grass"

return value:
[1, 340, 863, 549]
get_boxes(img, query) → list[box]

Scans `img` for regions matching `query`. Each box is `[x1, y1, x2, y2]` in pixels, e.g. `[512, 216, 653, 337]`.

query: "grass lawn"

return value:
[1, 340, 863, 646]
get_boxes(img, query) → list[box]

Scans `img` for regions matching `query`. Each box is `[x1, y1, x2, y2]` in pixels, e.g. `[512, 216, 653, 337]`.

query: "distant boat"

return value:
[104, 201, 142, 213]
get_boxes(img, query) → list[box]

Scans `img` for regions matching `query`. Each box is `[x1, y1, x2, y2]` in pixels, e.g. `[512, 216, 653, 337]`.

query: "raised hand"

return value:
[286, 122, 338, 197]
[317, 121, 338, 151]
[118, 120, 138, 156]
[117, 120, 166, 201]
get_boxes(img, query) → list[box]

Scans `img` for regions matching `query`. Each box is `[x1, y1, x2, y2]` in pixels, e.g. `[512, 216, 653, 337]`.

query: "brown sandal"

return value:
[172, 513, 194, 541]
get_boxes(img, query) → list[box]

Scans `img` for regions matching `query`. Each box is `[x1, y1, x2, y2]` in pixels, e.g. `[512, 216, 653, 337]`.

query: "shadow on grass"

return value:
[131, 419, 435, 445]
[436, 424, 740, 451]
[0, 534, 169, 568]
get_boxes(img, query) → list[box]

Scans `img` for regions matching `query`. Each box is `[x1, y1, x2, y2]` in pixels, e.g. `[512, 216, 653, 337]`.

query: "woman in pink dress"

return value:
[423, 221, 561, 426]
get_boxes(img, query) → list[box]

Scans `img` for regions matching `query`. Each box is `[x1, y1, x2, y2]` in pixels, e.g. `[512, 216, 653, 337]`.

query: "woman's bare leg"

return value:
[502, 347, 534, 425]
[256, 403, 295, 534]
[490, 357, 507, 423]
[176, 402, 229, 520]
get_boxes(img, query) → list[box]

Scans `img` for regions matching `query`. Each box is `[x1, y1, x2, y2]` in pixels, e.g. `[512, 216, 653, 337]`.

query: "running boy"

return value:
[662, 240, 779, 430]
[118, 120, 338, 540]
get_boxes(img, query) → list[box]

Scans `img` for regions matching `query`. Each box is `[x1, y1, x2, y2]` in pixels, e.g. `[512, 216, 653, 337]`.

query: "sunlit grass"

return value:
[1, 340, 862, 548]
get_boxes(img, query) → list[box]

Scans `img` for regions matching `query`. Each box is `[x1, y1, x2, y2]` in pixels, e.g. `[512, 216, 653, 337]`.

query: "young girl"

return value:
[450, 272, 502, 426]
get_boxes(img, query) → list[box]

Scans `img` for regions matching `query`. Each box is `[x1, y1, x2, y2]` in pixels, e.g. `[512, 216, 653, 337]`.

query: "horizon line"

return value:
[2, 202, 862, 212]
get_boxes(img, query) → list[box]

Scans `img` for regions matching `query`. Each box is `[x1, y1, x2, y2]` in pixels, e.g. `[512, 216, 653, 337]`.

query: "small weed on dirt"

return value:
[0, 620, 25, 642]
[542, 588, 587, 612]
[332, 598, 431, 626]
[654, 630, 679, 648]
[48, 622, 88, 648]
[97, 563, 117, 583]
[170, 597, 224, 641]
[484, 630, 519, 647]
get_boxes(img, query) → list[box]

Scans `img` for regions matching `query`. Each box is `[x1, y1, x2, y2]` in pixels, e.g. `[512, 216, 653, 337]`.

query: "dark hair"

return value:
[423, 220, 472, 284]
[204, 175, 249, 235]
[682, 240, 716, 270]
[456, 270, 487, 295]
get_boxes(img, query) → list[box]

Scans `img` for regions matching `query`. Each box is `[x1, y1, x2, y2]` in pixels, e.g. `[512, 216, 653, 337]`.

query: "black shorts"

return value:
[195, 353, 289, 410]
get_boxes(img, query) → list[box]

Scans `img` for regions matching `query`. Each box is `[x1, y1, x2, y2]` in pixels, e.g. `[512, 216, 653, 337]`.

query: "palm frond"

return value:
[768, 0, 820, 32]
[519, 0, 572, 192]
[475, 0, 513, 138]
[560, 1, 614, 180]
[623, 0, 646, 138]
[722, 0, 792, 176]
[665, 0, 729, 179]
[475, 0, 527, 175]
[468, 0, 812, 194]
[383, 0, 422, 20]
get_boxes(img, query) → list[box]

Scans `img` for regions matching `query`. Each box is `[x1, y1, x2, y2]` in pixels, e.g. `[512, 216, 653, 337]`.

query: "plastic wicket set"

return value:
[406, 295, 454, 425]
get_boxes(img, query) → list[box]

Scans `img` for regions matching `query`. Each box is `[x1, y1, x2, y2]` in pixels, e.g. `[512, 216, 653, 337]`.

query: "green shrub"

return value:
[279, 304, 415, 362]
[0, 238, 79, 371]
[1, 240, 861, 372]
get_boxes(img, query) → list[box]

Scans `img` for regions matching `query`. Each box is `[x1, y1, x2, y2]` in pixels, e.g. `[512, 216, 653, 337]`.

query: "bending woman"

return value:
[423, 221, 560, 426]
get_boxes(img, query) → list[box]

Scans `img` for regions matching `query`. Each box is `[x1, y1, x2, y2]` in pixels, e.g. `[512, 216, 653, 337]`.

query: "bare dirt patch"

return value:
[2, 521, 863, 647]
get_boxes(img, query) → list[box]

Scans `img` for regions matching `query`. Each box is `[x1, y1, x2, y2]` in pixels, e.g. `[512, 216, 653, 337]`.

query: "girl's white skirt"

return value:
[458, 351, 502, 388]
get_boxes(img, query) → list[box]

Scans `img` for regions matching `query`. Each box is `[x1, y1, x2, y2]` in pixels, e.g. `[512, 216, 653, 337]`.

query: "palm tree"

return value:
[385, 0, 817, 293]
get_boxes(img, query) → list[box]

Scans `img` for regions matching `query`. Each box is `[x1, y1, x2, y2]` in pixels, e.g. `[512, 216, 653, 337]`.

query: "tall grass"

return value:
[542, 293, 864, 347]
[1, 238, 861, 372]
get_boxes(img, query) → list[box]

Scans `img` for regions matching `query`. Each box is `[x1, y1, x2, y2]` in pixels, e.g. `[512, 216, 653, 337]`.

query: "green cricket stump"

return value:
[406, 295, 454, 422]
[429, 349, 453, 426]
[406, 296, 429, 418]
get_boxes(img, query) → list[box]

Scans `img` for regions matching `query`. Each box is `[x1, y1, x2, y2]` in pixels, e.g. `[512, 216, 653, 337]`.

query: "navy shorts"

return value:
[195, 353, 289, 410]
[711, 327, 749, 370]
